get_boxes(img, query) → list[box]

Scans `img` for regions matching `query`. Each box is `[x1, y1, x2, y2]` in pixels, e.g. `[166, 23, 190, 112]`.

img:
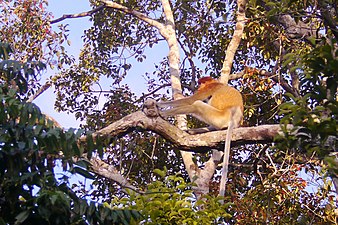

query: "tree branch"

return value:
[133, 83, 171, 104]
[40, 107, 136, 191]
[220, 0, 247, 84]
[256, 68, 299, 97]
[80, 110, 288, 153]
[89, 156, 140, 193]
[99, 0, 165, 32]
[28, 81, 52, 102]
[276, 14, 316, 40]
[318, 1, 338, 42]
[51, 6, 105, 24]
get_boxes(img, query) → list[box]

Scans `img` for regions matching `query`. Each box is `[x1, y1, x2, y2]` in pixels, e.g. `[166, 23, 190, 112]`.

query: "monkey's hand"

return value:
[156, 101, 171, 109]
[156, 101, 172, 119]
[143, 98, 160, 118]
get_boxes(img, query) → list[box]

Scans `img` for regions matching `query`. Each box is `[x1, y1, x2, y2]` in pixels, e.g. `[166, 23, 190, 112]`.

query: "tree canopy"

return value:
[0, 0, 337, 224]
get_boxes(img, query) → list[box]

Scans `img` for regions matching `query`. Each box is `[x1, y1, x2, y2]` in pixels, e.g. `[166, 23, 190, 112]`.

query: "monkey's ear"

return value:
[143, 98, 160, 117]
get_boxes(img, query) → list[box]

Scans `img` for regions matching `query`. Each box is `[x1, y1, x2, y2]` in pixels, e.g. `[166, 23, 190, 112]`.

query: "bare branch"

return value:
[51, 6, 105, 24]
[38, 106, 136, 190]
[27, 81, 52, 102]
[99, 0, 165, 31]
[276, 14, 316, 40]
[318, 1, 338, 42]
[43, 112, 62, 128]
[89, 156, 140, 193]
[80, 110, 288, 153]
[134, 83, 171, 104]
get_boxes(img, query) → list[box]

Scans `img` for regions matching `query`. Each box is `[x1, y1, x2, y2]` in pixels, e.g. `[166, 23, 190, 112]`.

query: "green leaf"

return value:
[178, 208, 192, 214]
[74, 159, 89, 169]
[0, 217, 6, 225]
[73, 166, 95, 180]
[265, 2, 277, 7]
[153, 169, 166, 178]
[14, 210, 30, 225]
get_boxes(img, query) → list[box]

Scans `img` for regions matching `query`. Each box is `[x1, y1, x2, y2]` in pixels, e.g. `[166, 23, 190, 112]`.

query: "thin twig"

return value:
[265, 148, 278, 175]
[229, 67, 299, 97]
[51, 6, 105, 24]
[99, 0, 165, 32]
[134, 83, 171, 103]
[27, 81, 52, 103]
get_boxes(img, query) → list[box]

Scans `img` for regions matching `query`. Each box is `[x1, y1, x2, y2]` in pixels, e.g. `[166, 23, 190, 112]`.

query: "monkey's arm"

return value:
[157, 94, 209, 108]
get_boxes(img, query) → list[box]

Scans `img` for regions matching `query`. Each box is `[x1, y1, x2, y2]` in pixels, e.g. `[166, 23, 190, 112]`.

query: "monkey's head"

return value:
[197, 77, 218, 90]
[198, 77, 215, 85]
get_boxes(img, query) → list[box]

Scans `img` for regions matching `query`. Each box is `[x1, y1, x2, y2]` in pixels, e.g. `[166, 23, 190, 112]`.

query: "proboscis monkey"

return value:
[157, 77, 243, 198]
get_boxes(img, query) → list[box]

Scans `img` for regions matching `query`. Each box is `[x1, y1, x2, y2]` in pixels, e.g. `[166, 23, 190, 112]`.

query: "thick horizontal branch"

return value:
[83, 110, 287, 153]
[277, 14, 316, 40]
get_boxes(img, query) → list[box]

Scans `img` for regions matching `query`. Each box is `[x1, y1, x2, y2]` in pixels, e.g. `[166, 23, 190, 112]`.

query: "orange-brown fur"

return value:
[157, 77, 243, 130]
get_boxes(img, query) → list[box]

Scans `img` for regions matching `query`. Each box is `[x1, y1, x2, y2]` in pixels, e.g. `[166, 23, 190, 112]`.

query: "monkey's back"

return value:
[209, 84, 243, 112]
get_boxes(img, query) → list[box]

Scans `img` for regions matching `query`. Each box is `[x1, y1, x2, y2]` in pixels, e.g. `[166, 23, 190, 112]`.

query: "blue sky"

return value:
[34, 1, 165, 128]
[34, 1, 92, 128]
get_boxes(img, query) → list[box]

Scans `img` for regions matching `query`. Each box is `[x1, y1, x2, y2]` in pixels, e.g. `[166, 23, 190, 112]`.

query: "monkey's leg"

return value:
[191, 101, 232, 130]
[230, 106, 244, 128]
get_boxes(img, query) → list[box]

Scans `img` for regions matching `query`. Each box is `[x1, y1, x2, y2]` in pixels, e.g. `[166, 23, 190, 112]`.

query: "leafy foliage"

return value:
[0, 42, 141, 224]
[55, 0, 337, 223]
[113, 168, 233, 224]
[0, 0, 73, 68]
[1, 0, 338, 224]
[278, 39, 338, 170]
[0, 43, 47, 95]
